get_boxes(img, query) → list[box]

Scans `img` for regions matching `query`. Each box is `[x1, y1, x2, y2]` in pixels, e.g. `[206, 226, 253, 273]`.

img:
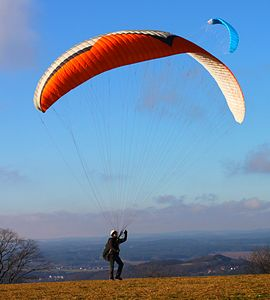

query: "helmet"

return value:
[110, 229, 117, 237]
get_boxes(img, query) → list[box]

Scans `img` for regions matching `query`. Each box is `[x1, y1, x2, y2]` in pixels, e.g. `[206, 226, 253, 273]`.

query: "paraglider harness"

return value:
[102, 230, 124, 261]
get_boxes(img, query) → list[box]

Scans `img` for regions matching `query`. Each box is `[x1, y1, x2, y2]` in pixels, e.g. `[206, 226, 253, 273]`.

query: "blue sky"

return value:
[0, 0, 270, 238]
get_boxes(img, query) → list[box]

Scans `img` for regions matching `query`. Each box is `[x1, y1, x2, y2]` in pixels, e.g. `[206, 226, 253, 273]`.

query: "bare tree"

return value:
[0, 228, 49, 283]
[249, 246, 270, 274]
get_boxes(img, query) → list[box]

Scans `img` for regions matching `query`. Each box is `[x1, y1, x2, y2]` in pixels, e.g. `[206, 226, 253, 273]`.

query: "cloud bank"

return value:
[1, 195, 270, 239]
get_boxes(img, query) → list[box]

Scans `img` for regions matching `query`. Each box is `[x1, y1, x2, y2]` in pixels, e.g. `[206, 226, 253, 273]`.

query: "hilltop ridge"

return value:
[0, 275, 269, 300]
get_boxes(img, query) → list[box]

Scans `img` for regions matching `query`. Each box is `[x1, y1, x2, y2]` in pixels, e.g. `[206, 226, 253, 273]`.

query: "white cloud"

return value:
[0, 0, 37, 69]
[244, 145, 270, 174]
[224, 144, 270, 176]
[243, 198, 263, 210]
[0, 165, 26, 184]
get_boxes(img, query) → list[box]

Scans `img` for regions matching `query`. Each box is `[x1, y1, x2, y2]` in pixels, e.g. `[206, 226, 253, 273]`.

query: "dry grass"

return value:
[0, 275, 269, 299]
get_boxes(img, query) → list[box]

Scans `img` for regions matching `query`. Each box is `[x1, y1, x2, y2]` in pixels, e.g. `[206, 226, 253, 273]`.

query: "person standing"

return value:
[105, 229, 127, 280]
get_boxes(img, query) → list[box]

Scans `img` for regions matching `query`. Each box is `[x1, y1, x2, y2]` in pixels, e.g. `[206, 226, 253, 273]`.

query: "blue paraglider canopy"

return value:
[208, 18, 239, 53]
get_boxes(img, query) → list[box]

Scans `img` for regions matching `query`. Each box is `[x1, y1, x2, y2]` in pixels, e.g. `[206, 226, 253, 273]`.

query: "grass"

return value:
[0, 275, 269, 299]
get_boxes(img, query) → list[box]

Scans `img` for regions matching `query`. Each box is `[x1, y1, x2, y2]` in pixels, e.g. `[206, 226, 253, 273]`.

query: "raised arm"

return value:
[119, 230, 128, 244]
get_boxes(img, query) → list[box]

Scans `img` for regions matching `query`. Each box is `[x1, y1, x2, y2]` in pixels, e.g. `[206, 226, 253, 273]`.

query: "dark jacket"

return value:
[108, 232, 127, 256]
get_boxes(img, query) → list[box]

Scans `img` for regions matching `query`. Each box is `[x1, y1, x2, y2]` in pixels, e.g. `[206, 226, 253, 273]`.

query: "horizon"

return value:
[35, 227, 270, 242]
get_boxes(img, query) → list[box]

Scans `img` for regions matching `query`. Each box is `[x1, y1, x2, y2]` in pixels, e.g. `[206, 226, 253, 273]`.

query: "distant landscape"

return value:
[35, 229, 270, 282]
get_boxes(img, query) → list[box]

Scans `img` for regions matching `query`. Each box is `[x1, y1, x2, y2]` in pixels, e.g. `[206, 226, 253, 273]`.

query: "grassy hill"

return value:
[0, 275, 269, 299]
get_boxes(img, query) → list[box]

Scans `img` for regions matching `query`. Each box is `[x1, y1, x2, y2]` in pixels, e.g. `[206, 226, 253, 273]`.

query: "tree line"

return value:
[0, 228, 49, 283]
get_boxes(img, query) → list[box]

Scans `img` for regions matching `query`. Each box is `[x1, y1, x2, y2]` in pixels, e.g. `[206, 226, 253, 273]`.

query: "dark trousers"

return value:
[109, 254, 124, 279]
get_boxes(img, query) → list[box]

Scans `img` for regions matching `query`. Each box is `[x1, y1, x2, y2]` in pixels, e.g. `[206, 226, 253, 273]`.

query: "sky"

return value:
[0, 0, 270, 239]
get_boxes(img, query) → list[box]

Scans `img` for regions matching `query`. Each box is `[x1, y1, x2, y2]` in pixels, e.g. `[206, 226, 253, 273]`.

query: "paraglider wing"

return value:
[33, 30, 245, 123]
[207, 18, 239, 53]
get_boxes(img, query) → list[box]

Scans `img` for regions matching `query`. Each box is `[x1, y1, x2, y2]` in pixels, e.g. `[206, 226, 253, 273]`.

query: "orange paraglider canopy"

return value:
[34, 30, 245, 123]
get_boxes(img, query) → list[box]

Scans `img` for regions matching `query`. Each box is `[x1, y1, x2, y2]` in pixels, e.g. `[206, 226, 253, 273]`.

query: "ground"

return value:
[0, 275, 269, 299]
